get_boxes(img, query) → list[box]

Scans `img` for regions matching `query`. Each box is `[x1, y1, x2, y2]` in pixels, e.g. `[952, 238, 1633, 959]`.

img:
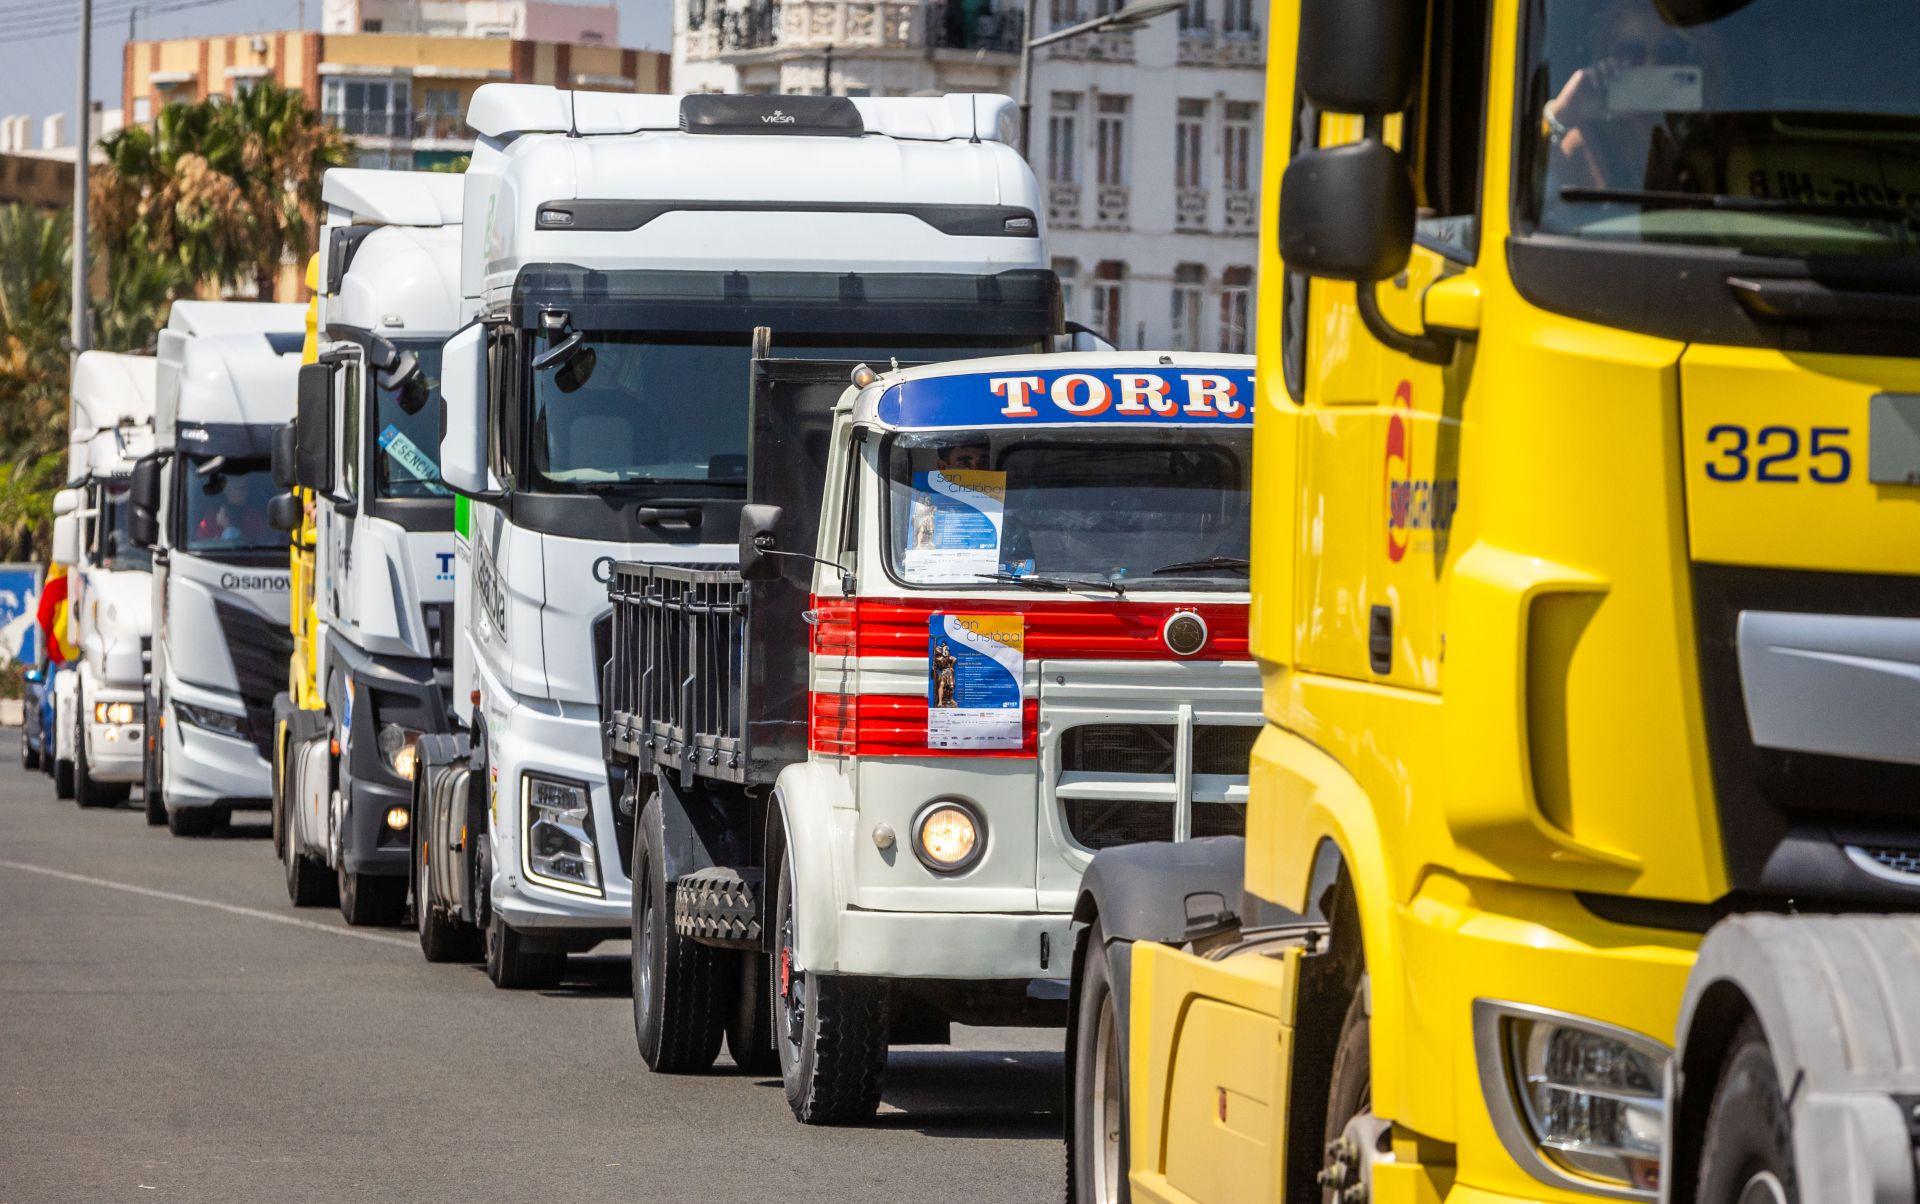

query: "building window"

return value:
[1049, 0, 1080, 27]
[1223, 101, 1256, 191]
[1047, 93, 1080, 184]
[1094, 94, 1129, 187]
[362, 18, 383, 31]
[1171, 264, 1206, 351]
[322, 77, 410, 138]
[1179, 0, 1206, 30]
[231, 75, 260, 100]
[1220, 0, 1254, 35]
[1219, 266, 1253, 353]
[1092, 260, 1126, 347]
[1175, 99, 1206, 188]
[1053, 257, 1081, 323]
[132, 96, 151, 124]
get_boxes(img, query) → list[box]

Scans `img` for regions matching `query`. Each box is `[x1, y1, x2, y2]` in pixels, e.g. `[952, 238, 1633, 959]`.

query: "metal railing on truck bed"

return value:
[603, 562, 758, 787]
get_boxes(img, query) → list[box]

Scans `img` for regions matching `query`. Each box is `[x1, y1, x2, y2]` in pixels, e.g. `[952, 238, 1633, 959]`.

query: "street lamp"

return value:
[1016, 0, 1186, 152]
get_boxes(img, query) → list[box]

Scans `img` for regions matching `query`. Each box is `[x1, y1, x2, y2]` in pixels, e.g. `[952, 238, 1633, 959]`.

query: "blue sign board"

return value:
[0, 563, 42, 666]
[876, 366, 1256, 430]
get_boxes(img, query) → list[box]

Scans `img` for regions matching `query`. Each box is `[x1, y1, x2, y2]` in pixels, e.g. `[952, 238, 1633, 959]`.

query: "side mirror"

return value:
[24, 666, 42, 684]
[1064, 322, 1116, 353]
[738, 503, 785, 583]
[270, 423, 297, 489]
[51, 513, 81, 567]
[128, 457, 163, 549]
[294, 362, 335, 495]
[267, 491, 302, 534]
[1299, 0, 1423, 115]
[439, 323, 491, 498]
[51, 487, 81, 517]
[1279, 140, 1416, 282]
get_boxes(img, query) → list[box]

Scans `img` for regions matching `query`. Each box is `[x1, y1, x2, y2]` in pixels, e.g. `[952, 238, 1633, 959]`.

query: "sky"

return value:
[0, 0, 674, 137]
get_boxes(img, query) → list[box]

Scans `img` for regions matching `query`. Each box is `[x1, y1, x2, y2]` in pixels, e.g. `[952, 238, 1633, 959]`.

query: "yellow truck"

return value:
[1064, 2, 1920, 1202]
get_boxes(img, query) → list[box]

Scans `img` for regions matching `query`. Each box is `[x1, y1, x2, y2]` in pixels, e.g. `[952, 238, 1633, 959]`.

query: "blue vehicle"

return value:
[22, 661, 55, 775]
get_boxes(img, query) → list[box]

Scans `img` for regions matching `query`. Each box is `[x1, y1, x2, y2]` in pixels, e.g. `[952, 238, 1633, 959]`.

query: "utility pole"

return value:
[822, 44, 833, 95]
[1016, 0, 1036, 153]
[71, 0, 92, 356]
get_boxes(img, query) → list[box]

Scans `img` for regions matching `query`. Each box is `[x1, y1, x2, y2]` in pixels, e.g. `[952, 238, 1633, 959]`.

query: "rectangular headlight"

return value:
[93, 701, 139, 725]
[175, 700, 250, 742]
[521, 772, 602, 897]
[1475, 1000, 1667, 1196]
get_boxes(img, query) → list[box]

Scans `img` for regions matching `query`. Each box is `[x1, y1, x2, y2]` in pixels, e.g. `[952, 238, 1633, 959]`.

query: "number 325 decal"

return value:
[1704, 424, 1852, 484]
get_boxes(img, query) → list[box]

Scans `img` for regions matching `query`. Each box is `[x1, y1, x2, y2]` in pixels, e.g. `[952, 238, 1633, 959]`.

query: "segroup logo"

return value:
[1383, 380, 1458, 563]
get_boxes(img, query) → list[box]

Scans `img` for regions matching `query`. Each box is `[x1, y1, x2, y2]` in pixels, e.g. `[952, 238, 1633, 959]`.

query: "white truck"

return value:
[414, 85, 1060, 989]
[130, 302, 304, 836]
[50, 351, 157, 810]
[600, 353, 1260, 1121]
[275, 168, 463, 925]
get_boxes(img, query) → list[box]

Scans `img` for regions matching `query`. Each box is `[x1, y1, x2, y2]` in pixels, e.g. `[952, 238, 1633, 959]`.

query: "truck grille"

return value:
[1064, 798, 1248, 850]
[1055, 719, 1255, 850]
[212, 598, 294, 761]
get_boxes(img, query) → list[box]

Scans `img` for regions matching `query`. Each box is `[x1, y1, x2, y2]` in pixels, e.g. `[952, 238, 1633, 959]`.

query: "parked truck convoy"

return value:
[599, 352, 1259, 1120]
[412, 85, 1065, 991]
[273, 169, 462, 925]
[1064, 2, 1920, 1203]
[52, 351, 157, 811]
[132, 302, 304, 836]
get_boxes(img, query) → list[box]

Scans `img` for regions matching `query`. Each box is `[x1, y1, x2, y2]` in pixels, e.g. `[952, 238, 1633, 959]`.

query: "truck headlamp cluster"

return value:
[1475, 1001, 1668, 1197]
[521, 772, 603, 897]
[174, 700, 249, 743]
[912, 799, 984, 873]
[92, 701, 138, 725]
[378, 723, 422, 782]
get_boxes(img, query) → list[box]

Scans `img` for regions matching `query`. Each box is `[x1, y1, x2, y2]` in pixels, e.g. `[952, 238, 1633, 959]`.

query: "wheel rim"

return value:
[636, 861, 655, 1011]
[777, 875, 805, 1058]
[1738, 1172, 1789, 1204]
[1091, 990, 1123, 1203]
[417, 841, 430, 937]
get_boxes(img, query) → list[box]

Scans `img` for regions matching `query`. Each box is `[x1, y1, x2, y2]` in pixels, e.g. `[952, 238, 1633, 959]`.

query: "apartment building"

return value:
[673, 0, 1261, 352]
[124, 16, 666, 172]
[322, 0, 619, 44]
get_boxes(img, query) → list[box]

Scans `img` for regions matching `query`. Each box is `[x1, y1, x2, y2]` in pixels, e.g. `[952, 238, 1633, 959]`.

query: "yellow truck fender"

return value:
[768, 761, 858, 975]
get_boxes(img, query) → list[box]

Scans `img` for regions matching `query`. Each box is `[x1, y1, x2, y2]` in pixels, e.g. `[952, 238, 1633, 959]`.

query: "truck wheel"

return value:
[1317, 989, 1375, 1204]
[417, 833, 481, 963]
[284, 836, 335, 907]
[1070, 920, 1128, 1204]
[166, 805, 216, 837]
[338, 865, 407, 927]
[1696, 1017, 1797, 1204]
[21, 728, 39, 771]
[72, 704, 121, 808]
[53, 756, 74, 799]
[485, 910, 565, 990]
[631, 794, 725, 1072]
[773, 848, 888, 1124]
[726, 951, 778, 1075]
[143, 726, 165, 825]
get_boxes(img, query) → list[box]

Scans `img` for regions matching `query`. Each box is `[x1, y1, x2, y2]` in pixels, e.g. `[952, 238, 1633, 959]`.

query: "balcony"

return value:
[1047, 28, 1135, 62]
[1093, 183, 1130, 230]
[1176, 21, 1263, 67]
[1175, 186, 1208, 231]
[412, 111, 469, 143]
[1048, 180, 1083, 229]
[928, 2, 1025, 53]
[323, 109, 411, 140]
[1222, 189, 1256, 233]
[685, 0, 1019, 59]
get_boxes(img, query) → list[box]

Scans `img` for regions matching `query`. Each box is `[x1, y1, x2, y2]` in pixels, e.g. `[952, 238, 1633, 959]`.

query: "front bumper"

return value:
[484, 700, 629, 936]
[834, 909, 1075, 979]
[82, 685, 145, 783]
[163, 677, 271, 809]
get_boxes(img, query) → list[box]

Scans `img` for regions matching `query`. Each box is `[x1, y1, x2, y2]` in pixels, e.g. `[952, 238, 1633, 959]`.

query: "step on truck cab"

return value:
[1064, 2, 1920, 1203]
[601, 352, 1259, 1121]
[50, 352, 157, 811]
[132, 302, 303, 837]
[273, 168, 462, 926]
[416, 85, 1063, 990]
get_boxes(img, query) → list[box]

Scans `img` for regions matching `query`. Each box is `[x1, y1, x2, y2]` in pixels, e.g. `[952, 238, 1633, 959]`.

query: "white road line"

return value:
[0, 859, 416, 949]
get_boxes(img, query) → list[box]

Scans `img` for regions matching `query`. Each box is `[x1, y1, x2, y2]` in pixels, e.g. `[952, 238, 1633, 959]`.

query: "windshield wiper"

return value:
[975, 571, 1127, 598]
[1560, 187, 1913, 223]
[1150, 555, 1250, 576]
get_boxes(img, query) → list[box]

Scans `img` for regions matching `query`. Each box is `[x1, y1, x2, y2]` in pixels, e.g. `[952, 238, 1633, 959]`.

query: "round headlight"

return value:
[912, 800, 984, 873]
[1163, 610, 1209, 657]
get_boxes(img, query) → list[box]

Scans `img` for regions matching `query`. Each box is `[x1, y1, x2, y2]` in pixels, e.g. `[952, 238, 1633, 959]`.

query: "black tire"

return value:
[726, 951, 778, 1074]
[73, 725, 130, 808]
[485, 907, 566, 990]
[1070, 920, 1128, 1204]
[338, 862, 408, 927]
[1319, 989, 1372, 1204]
[166, 804, 217, 837]
[284, 836, 335, 907]
[1697, 1017, 1797, 1204]
[416, 830, 481, 963]
[53, 755, 73, 799]
[772, 845, 889, 1124]
[270, 725, 288, 860]
[21, 726, 39, 771]
[143, 721, 165, 826]
[631, 793, 726, 1073]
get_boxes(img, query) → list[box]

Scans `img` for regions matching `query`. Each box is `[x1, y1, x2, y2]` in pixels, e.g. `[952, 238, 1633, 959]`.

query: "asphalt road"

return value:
[0, 733, 1064, 1203]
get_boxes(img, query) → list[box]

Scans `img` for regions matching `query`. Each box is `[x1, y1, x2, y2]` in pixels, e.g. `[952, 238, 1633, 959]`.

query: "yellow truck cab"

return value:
[1065, 2, 1920, 1202]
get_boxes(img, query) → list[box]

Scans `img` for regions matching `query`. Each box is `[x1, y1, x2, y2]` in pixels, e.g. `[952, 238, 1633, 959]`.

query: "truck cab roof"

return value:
[156, 304, 304, 455]
[319, 169, 464, 335]
[68, 351, 156, 483]
[461, 87, 1043, 309]
[850, 352, 1257, 433]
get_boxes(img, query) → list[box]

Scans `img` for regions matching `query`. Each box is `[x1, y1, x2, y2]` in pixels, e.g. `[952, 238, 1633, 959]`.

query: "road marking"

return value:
[0, 859, 416, 949]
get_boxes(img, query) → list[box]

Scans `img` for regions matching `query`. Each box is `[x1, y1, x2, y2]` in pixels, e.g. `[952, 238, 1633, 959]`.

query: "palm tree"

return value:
[0, 205, 72, 464]
[224, 81, 350, 298]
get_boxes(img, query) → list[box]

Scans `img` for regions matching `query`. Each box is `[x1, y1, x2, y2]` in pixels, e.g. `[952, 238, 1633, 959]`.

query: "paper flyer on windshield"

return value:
[903, 469, 1005, 582]
[927, 613, 1024, 750]
[378, 424, 450, 496]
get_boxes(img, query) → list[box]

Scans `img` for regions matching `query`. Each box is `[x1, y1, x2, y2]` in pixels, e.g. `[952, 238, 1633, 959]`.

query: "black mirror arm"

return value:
[1357, 283, 1456, 366]
[757, 548, 855, 596]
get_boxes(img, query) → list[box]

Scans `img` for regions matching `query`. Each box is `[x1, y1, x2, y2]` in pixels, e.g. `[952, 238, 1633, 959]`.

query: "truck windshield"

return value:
[528, 333, 1043, 493]
[94, 482, 151, 572]
[1521, 0, 1920, 257]
[884, 430, 1252, 591]
[371, 341, 446, 499]
[180, 458, 280, 555]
